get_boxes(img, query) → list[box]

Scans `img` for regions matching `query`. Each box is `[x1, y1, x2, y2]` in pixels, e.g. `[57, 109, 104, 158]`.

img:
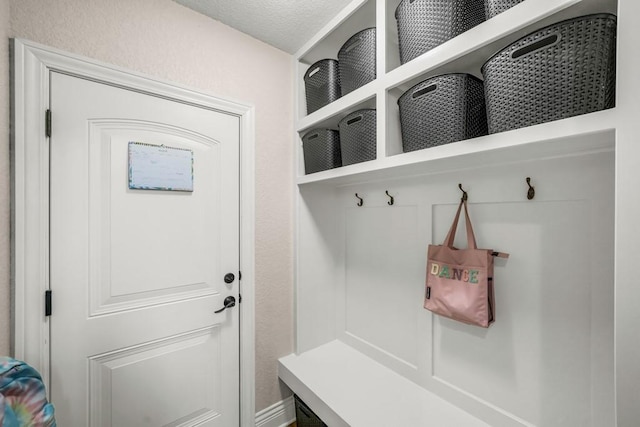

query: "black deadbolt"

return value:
[224, 273, 235, 284]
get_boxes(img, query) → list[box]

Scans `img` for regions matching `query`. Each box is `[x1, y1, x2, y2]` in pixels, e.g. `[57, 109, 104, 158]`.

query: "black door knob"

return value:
[214, 296, 236, 313]
[224, 273, 235, 284]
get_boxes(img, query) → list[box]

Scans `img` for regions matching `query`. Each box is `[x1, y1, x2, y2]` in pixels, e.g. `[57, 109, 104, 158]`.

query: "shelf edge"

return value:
[297, 110, 617, 186]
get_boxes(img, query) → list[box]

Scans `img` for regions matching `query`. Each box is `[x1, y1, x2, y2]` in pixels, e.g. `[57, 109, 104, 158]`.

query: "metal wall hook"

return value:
[385, 190, 394, 206]
[355, 193, 363, 207]
[458, 183, 468, 201]
[526, 177, 535, 200]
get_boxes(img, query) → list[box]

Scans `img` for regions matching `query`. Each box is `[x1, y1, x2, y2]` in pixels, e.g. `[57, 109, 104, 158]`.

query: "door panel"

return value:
[50, 72, 240, 426]
[87, 121, 224, 315]
[89, 327, 220, 426]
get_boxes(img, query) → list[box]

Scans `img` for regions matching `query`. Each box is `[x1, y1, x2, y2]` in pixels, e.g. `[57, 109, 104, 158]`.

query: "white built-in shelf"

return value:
[383, 0, 617, 88]
[297, 86, 376, 134]
[297, 0, 375, 67]
[278, 340, 490, 427]
[297, 109, 616, 186]
[287, 0, 623, 424]
[294, 0, 618, 182]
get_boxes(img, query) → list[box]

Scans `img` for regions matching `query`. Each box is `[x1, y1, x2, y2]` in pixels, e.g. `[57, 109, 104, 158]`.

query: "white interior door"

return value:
[49, 72, 240, 426]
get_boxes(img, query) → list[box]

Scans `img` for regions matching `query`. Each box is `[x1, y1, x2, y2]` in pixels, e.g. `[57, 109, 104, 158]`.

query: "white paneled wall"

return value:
[281, 0, 639, 423]
[291, 149, 614, 426]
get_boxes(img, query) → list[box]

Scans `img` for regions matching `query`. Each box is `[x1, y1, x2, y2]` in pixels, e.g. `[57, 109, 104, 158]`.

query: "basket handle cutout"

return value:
[308, 67, 320, 77]
[512, 33, 560, 59]
[298, 405, 312, 418]
[412, 84, 437, 99]
[307, 133, 319, 140]
[346, 115, 363, 125]
[343, 38, 362, 53]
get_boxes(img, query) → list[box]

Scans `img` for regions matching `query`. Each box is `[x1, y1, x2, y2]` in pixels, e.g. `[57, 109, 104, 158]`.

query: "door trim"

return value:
[11, 38, 256, 426]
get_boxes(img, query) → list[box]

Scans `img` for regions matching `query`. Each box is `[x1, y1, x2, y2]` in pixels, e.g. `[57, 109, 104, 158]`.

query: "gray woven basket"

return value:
[304, 59, 341, 114]
[398, 74, 488, 152]
[485, 0, 524, 18]
[338, 28, 376, 96]
[302, 128, 342, 174]
[482, 14, 617, 134]
[395, 0, 485, 65]
[339, 109, 376, 166]
[294, 395, 327, 427]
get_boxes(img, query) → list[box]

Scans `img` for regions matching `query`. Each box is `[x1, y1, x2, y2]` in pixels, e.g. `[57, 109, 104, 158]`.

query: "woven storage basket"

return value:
[294, 395, 327, 427]
[338, 28, 376, 96]
[302, 128, 342, 174]
[304, 59, 341, 114]
[398, 74, 488, 152]
[482, 14, 617, 134]
[395, 0, 485, 65]
[484, 0, 524, 18]
[339, 109, 376, 166]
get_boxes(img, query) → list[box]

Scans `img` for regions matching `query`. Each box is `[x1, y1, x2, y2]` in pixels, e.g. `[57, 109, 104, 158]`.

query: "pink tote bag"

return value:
[424, 200, 507, 328]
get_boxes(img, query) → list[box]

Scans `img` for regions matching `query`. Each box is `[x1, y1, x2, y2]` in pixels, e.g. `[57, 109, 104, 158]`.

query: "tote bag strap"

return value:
[443, 200, 477, 249]
[443, 200, 463, 247]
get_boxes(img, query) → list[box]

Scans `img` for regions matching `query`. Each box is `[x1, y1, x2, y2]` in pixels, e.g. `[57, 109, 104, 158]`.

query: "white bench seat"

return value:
[278, 340, 489, 427]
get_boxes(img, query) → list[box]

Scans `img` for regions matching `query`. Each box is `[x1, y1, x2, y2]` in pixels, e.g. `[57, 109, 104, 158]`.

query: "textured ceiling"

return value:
[173, 0, 352, 54]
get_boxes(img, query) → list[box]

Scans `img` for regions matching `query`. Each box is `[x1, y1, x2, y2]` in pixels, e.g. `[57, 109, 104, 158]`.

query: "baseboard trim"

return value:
[255, 396, 296, 427]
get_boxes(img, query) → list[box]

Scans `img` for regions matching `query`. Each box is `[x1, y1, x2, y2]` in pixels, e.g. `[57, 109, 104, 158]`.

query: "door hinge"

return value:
[45, 109, 52, 138]
[239, 271, 242, 281]
[239, 294, 242, 304]
[45, 290, 52, 317]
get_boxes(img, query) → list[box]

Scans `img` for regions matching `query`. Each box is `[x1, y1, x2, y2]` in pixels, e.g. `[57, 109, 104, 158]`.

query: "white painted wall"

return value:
[0, 0, 294, 413]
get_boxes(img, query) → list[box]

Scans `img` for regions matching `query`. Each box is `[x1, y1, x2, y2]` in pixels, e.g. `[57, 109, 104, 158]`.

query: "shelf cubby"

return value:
[296, 0, 376, 121]
[296, 0, 618, 182]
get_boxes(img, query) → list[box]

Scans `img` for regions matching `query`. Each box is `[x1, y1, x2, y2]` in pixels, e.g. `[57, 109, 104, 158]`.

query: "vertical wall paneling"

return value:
[295, 148, 615, 425]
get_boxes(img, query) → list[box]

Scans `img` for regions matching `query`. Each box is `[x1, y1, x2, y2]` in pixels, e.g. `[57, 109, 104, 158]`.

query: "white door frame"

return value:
[11, 38, 256, 426]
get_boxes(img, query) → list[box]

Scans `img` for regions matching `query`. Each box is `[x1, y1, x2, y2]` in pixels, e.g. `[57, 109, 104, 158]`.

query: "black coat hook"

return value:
[526, 177, 535, 200]
[458, 183, 468, 201]
[385, 190, 394, 206]
[355, 193, 363, 207]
